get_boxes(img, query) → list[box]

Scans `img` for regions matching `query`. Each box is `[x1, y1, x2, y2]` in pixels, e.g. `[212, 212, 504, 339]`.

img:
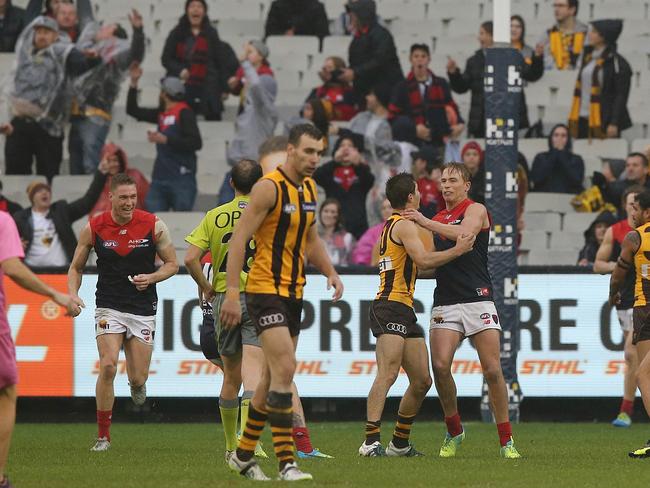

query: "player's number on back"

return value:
[218, 232, 256, 273]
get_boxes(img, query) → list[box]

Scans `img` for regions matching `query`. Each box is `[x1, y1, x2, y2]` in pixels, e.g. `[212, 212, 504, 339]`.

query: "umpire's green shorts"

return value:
[212, 292, 260, 358]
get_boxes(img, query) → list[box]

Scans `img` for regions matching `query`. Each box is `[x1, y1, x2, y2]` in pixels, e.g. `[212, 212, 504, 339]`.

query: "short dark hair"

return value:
[481, 21, 493, 36]
[288, 123, 323, 147]
[635, 190, 650, 212]
[385, 172, 416, 210]
[569, 0, 579, 15]
[622, 184, 645, 210]
[258, 136, 288, 160]
[231, 159, 263, 194]
[627, 152, 649, 168]
[443, 162, 472, 182]
[110, 173, 136, 191]
[410, 43, 430, 56]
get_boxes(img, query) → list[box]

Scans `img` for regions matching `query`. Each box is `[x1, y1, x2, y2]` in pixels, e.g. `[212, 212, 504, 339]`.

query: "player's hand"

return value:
[327, 273, 344, 302]
[67, 294, 86, 317]
[219, 295, 242, 329]
[402, 208, 428, 227]
[201, 285, 216, 304]
[609, 292, 621, 307]
[454, 233, 476, 255]
[53, 292, 82, 317]
[131, 274, 154, 291]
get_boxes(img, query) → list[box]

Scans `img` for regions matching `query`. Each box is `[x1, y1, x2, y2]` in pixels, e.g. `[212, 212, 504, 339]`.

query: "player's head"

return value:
[109, 173, 137, 220]
[634, 191, 650, 227]
[622, 185, 644, 224]
[230, 159, 263, 195]
[441, 162, 471, 204]
[386, 172, 420, 210]
[259, 136, 288, 175]
[287, 123, 325, 179]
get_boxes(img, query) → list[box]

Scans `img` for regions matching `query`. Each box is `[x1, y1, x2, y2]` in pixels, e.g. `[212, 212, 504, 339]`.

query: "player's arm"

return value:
[220, 180, 276, 328]
[66, 223, 94, 316]
[131, 219, 179, 290]
[184, 244, 213, 301]
[609, 230, 640, 306]
[403, 203, 485, 240]
[306, 223, 344, 301]
[4, 258, 76, 316]
[397, 219, 475, 270]
[593, 227, 616, 274]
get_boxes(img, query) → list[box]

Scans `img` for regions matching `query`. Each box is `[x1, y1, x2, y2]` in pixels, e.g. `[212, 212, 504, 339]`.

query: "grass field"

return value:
[8, 422, 650, 487]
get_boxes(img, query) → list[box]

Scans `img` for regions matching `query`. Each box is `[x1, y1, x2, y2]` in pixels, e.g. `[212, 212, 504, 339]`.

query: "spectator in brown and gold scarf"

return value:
[539, 0, 587, 70]
[568, 19, 631, 139]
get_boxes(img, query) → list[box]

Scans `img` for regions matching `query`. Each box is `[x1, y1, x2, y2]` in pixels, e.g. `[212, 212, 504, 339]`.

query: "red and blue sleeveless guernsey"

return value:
[611, 219, 636, 310]
[432, 198, 493, 306]
[90, 210, 158, 316]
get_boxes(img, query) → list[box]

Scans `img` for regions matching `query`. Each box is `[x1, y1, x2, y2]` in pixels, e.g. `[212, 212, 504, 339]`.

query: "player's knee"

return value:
[431, 359, 452, 377]
[128, 371, 148, 387]
[482, 363, 502, 385]
[99, 360, 118, 381]
[624, 347, 637, 365]
[413, 374, 433, 395]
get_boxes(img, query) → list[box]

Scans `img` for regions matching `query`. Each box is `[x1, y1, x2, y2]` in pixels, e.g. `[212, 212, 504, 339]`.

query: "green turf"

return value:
[7, 421, 650, 487]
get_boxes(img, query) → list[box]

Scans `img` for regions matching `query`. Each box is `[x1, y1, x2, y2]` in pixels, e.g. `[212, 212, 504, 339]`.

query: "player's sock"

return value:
[392, 411, 416, 449]
[97, 409, 112, 441]
[620, 398, 634, 416]
[219, 397, 239, 451]
[365, 420, 381, 445]
[444, 413, 463, 437]
[293, 427, 314, 453]
[236, 403, 268, 462]
[240, 390, 253, 431]
[497, 421, 512, 447]
[267, 391, 295, 471]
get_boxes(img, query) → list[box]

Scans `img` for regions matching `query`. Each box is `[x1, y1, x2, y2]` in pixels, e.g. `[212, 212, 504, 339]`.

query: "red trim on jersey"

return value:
[432, 198, 491, 238]
[90, 210, 156, 257]
[611, 219, 633, 245]
[158, 102, 191, 132]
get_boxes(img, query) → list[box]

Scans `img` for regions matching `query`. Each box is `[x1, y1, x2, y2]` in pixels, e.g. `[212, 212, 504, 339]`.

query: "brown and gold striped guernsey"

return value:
[634, 222, 650, 307]
[375, 213, 417, 308]
[246, 167, 317, 299]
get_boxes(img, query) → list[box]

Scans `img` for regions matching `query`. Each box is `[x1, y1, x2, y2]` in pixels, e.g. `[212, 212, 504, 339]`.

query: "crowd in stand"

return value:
[0, 0, 646, 268]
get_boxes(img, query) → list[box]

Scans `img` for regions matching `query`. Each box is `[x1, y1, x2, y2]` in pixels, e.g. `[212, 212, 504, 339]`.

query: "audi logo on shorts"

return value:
[259, 313, 285, 327]
[386, 322, 406, 334]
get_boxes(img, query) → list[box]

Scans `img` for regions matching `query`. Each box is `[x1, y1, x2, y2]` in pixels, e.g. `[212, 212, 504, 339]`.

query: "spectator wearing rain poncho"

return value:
[0, 15, 100, 182]
[69, 9, 145, 175]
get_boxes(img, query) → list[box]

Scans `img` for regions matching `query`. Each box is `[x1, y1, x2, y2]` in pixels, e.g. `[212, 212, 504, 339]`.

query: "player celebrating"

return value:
[595, 186, 643, 427]
[220, 124, 343, 481]
[359, 173, 474, 458]
[1, 212, 76, 488]
[67, 173, 179, 451]
[404, 162, 521, 459]
[609, 190, 650, 458]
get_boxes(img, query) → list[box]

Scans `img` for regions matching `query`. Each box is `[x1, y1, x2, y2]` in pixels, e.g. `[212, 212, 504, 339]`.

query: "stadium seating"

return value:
[51, 175, 94, 203]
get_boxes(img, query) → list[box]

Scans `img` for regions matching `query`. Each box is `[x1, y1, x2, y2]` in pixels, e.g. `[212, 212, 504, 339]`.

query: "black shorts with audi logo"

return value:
[632, 305, 650, 345]
[246, 293, 303, 337]
[369, 299, 425, 339]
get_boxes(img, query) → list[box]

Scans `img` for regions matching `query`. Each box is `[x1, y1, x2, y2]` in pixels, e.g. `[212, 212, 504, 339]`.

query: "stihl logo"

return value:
[5, 276, 73, 396]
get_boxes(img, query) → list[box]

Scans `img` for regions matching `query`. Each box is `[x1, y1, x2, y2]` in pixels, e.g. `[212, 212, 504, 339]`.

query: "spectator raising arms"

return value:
[12, 162, 108, 267]
[1, 16, 100, 182]
[0, 0, 26, 52]
[342, 0, 403, 102]
[447, 21, 542, 138]
[351, 197, 392, 266]
[318, 198, 356, 266]
[578, 211, 617, 266]
[90, 143, 150, 216]
[305, 56, 358, 121]
[530, 123, 585, 194]
[313, 131, 374, 239]
[539, 0, 587, 70]
[162, 0, 234, 121]
[390, 43, 464, 149]
[264, 0, 329, 41]
[568, 19, 632, 140]
[69, 9, 145, 175]
[127, 67, 202, 212]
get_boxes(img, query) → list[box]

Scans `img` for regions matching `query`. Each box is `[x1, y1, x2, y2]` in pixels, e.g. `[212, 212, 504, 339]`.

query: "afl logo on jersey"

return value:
[283, 203, 297, 214]
[103, 240, 118, 248]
